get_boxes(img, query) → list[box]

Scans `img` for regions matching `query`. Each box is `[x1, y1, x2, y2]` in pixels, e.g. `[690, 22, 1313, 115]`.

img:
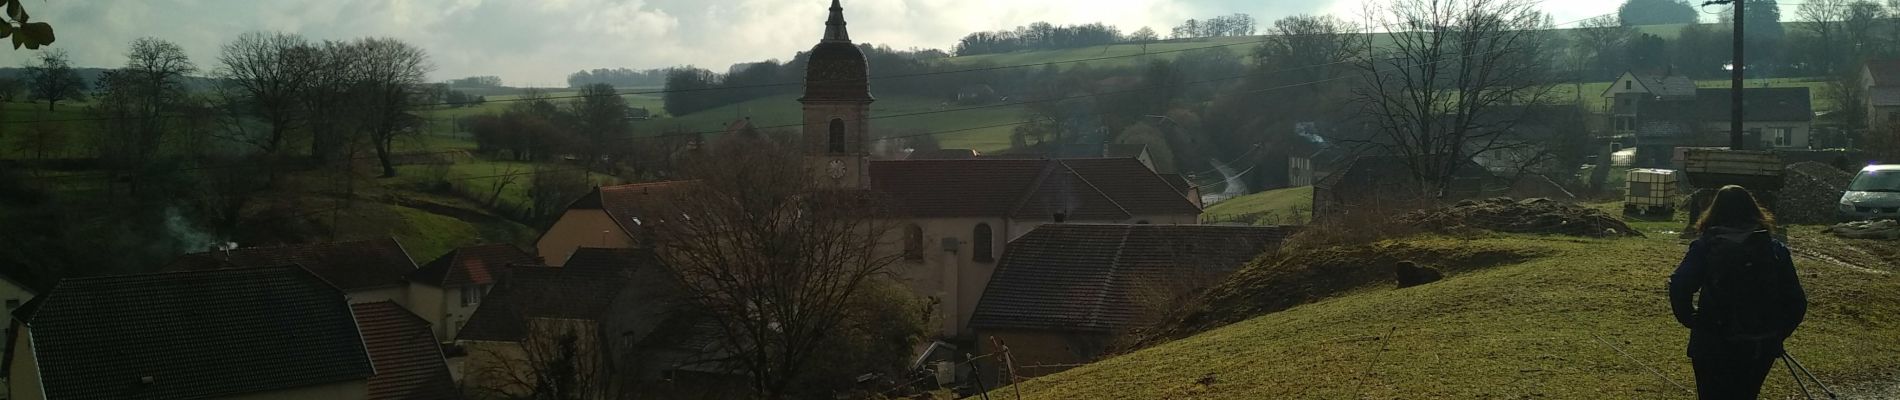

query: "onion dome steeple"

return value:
[802, 0, 871, 102]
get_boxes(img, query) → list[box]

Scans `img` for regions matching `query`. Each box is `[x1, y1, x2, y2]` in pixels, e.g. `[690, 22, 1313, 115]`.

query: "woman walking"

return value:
[1669, 185, 1808, 399]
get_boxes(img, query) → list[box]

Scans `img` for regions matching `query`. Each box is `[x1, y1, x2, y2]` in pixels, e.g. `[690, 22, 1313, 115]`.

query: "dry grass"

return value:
[989, 231, 1900, 399]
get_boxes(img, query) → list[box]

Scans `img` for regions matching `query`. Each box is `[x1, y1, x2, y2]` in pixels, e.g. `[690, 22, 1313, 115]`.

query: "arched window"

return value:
[972, 223, 994, 263]
[903, 224, 924, 260]
[828, 118, 847, 154]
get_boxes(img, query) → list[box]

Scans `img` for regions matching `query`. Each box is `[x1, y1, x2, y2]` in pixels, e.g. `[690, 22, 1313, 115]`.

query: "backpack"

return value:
[1699, 230, 1792, 343]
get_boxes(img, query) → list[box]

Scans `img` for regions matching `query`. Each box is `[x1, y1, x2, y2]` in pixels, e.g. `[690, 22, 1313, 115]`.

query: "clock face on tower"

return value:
[828, 159, 846, 180]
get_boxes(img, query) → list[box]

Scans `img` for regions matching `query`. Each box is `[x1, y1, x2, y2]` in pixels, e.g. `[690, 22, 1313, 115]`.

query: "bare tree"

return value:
[352, 37, 432, 177]
[648, 135, 908, 399]
[216, 32, 314, 157]
[1571, 15, 1633, 79]
[1348, 0, 1558, 197]
[465, 317, 617, 400]
[23, 48, 85, 111]
[91, 38, 196, 171]
[1255, 14, 1363, 87]
[1798, 0, 1850, 74]
[1842, 1, 1887, 62]
[304, 40, 364, 166]
[567, 83, 630, 170]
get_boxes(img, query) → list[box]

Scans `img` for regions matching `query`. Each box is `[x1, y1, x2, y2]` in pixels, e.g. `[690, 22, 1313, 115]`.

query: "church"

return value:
[537, 0, 1204, 338]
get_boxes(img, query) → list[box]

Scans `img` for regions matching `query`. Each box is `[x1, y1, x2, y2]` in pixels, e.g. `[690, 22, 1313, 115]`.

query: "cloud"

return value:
[9, 0, 1626, 86]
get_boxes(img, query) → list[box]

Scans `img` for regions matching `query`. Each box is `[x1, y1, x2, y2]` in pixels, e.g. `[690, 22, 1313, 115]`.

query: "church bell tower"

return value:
[801, 0, 874, 188]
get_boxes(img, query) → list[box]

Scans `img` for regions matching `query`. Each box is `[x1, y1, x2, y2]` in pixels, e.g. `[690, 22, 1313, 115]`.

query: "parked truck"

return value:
[1680, 149, 1782, 234]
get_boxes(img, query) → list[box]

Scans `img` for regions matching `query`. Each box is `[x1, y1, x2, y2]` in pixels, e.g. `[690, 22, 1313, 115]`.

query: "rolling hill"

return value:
[983, 221, 1900, 399]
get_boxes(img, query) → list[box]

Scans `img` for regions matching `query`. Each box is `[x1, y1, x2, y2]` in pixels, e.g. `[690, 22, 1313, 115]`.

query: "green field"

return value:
[990, 224, 1900, 399]
[1201, 186, 1313, 225]
[946, 36, 1268, 70]
[633, 94, 1027, 153]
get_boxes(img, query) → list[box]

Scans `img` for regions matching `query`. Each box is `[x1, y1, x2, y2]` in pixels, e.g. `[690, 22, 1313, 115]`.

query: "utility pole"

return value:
[1705, 0, 1747, 150]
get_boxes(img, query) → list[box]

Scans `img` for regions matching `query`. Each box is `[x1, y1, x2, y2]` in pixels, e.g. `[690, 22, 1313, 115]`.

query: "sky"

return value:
[3, 0, 1646, 86]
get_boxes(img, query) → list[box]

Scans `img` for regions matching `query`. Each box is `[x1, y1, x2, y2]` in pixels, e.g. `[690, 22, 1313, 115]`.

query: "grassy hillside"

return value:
[992, 228, 1900, 398]
[945, 36, 1267, 69]
[1201, 186, 1313, 225]
[640, 94, 1027, 153]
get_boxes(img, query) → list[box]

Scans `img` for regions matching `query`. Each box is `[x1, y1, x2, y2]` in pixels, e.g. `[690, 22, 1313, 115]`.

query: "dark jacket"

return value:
[1668, 226, 1808, 359]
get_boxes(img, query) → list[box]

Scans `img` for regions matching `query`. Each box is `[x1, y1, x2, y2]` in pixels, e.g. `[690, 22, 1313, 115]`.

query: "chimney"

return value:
[1053, 211, 1067, 223]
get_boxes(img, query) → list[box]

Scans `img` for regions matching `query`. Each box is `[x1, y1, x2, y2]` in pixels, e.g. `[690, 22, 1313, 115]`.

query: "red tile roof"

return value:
[352, 301, 457, 400]
[408, 244, 536, 288]
[869, 158, 1199, 219]
[969, 224, 1299, 333]
[570, 181, 697, 240]
[169, 238, 418, 292]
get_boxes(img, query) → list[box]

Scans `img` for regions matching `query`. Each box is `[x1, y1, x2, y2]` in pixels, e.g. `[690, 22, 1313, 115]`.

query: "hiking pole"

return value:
[1784, 353, 1841, 400]
[1784, 355, 1814, 400]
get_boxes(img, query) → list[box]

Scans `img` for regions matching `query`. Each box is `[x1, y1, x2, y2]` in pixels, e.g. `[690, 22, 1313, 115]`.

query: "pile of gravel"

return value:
[1777, 162, 1855, 225]
[1397, 197, 1643, 238]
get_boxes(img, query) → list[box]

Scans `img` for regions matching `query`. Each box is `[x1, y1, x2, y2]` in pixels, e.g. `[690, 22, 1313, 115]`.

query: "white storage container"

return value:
[1625, 168, 1679, 214]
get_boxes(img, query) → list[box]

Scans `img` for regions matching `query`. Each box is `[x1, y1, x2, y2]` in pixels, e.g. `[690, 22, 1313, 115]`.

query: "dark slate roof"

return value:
[169, 238, 417, 292]
[1636, 72, 1698, 98]
[984, 143, 1147, 160]
[906, 149, 981, 160]
[1694, 87, 1813, 122]
[1867, 59, 1900, 86]
[868, 158, 1200, 219]
[457, 247, 659, 342]
[408, 244, 536, 288]
[353, 301, 457, 400]
[968, 224, 1299, 333]
[16, 266, 372, 399]
[1158, 174, 1193, 196]
[1872, 86, 1900, 107]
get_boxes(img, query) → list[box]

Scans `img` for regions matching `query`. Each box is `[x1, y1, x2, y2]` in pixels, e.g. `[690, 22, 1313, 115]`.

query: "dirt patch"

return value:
[1779, 162, 1855, 225]
[1396, 197, 1643, 238]
[1132, 239, 1549, 346]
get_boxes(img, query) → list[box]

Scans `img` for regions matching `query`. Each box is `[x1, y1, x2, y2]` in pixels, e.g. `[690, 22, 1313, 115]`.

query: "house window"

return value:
[461, 286, 483, 307]
[1773, 127, 1794, 147]
[972, 223, 994, 263]
[1624, 80, 1631, 90]
[828, 118, 847, 154]
[903, 224, 924, 260]
[4, 299, 16, 310]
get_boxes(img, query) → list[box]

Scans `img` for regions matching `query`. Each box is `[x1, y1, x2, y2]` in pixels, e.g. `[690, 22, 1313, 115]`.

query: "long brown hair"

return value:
[1695, 185, 1776, 233]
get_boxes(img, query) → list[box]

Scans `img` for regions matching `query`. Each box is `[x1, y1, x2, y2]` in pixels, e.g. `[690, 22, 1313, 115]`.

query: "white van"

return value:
[1839, 164, 1900, 220]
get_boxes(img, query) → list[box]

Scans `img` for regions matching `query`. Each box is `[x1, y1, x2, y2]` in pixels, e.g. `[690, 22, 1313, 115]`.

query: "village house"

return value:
[351, 301, 459, 400]
[1861, 59, 1900, 130]
[405, 243, 538, 341]
[534, 181, 688, 266]
[6, 267, 375, 400]
[0, 273, 36, 399]
[457, 247, 726, 399]
[168, 238, 420, 305]
[872, 158, 1204, 336]
[532, 0, 1203, 340]
[968, 224, 1299, 379]
[1603, 70, 1814, 162]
